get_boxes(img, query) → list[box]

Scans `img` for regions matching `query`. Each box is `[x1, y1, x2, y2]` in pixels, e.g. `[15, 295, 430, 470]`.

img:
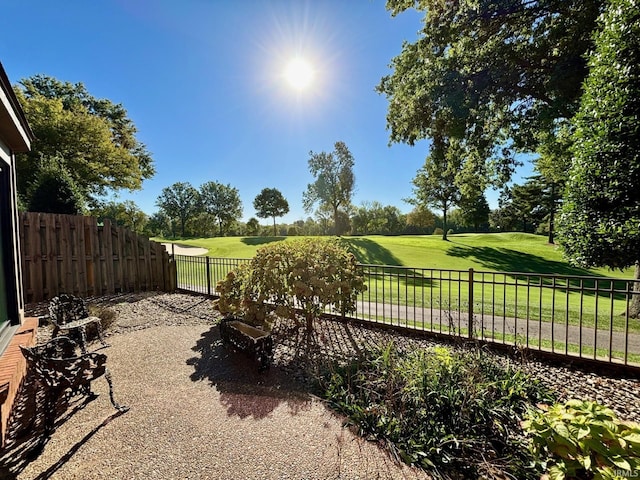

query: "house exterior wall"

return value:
[0, 61, 35, 446]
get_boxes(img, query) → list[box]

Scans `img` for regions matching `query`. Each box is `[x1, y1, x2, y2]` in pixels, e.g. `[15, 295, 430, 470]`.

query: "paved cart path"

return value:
[354, 300, 640, 361]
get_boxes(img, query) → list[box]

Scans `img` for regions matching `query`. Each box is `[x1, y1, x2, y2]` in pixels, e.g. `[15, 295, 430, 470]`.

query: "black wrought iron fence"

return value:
[174, 254, 640, 367]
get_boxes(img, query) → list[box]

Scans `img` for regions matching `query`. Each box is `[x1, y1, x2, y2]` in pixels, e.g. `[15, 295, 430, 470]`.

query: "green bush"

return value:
[320, 343, 554, 478]
[217, 238, 366, 331]
[523, 399, 640, 480]
[433, 227, 444, 236]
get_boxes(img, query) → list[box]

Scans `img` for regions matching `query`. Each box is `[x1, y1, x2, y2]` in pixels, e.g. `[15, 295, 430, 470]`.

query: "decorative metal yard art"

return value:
[19, 336, 129, 441]
[48, 294, 109, 353]
[219, 315, 273, 372]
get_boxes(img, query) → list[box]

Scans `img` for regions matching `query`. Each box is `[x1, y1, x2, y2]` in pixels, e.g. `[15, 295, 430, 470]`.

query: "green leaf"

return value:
[609, 456, 631, 471]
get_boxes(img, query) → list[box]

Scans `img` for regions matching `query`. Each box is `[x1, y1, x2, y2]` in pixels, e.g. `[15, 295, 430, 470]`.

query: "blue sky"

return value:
[2, 1, 531, 224]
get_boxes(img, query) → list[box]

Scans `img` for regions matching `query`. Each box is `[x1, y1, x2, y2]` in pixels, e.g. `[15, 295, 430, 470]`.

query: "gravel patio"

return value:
[1, 291, 639, 479]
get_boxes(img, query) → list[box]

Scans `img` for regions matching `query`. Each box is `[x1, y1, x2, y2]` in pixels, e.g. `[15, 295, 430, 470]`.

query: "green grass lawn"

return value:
[159, 232, 632, 278]
[162, 234, 640, 343]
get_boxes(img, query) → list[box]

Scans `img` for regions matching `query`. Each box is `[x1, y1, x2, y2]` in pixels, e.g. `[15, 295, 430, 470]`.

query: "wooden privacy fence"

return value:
[19, 212, 176, 303]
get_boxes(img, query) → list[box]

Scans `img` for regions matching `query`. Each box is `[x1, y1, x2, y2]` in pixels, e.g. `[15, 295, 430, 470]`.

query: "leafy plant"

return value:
[320, 343, 555, 478]
[523, 399, 640, 480]
[217, 238, 367, 332]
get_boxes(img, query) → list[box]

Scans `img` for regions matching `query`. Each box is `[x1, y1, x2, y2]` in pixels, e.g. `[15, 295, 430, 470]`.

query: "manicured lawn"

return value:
[163, 234, 640, 342]
[159, 233, 633, 278]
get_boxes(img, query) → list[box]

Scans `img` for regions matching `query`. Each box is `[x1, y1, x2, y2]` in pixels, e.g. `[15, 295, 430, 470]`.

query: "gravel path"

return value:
[4, 292, 640, 479]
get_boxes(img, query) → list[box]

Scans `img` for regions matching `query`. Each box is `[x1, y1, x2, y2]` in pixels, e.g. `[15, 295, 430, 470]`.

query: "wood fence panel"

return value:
[19, 213, 175, 303]
[102, 219, 115, 295]
[43, 213, 57, 298]
[59, 215, 73, 295]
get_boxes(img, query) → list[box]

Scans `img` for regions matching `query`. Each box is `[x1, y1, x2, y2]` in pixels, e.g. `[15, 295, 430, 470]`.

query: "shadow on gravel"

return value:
[187, 325, 312, 420]
[0, 371, 125, 479]
[187, 315, 445, 423]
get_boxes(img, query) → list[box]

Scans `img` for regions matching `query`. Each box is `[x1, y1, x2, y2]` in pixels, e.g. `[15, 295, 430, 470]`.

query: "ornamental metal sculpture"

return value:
[219, 315, 273, 372]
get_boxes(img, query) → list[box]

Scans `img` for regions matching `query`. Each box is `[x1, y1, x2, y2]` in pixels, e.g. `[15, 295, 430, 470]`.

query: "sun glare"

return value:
[284, 58, 314, 90]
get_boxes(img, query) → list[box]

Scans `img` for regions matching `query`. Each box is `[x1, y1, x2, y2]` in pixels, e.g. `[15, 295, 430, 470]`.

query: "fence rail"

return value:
[20, 212, 176, 302]
[174, 254, 640, 368]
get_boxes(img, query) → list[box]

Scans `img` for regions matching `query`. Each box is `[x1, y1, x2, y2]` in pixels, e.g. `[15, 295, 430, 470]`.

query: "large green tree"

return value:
[410, 137, 462, 240]
[303, 141, 356, 235]
[378, 0, 602, 186]
[14, 75, 154, 205]
[156, 182, 200, 238]
[458, 193, 490, 233]
[557, 0, 640, 314]
[199, 181, 243, 237]
[253, 188, 289, 236]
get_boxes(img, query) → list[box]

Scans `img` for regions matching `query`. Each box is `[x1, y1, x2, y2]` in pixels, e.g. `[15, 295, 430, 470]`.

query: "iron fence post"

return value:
[206, 257, 212, 296]
[468, 268, 474, 339]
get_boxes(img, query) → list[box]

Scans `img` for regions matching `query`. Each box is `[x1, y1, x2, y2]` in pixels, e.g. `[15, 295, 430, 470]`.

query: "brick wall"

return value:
[0, 317, 37, 447]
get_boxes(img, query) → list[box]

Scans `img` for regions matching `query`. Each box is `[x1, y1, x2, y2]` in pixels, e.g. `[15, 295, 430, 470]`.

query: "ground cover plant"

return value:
[318, 342, 556, 479]
[524, 400, 640, 480]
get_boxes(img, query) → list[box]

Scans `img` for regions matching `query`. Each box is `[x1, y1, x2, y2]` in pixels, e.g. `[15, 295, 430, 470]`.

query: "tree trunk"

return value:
[628, 262, 640, 318]
[548, 183, 555, 244]
[442, 208, 448, 241]
[219, 220, 223, 237]
[548, 207, 555, 244]
[272, 217, 277, 236]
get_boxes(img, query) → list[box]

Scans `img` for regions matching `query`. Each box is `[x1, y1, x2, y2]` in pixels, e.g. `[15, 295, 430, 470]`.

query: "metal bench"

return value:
[219, 316, 273, 372]
[19, 336, 129, 437]
[48, 294, 108, 353]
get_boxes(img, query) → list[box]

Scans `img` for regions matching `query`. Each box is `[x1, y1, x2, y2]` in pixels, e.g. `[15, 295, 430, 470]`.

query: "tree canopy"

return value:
[410, 136, 462, 240]
[200, 181, 243, 236]
[303, 141, 356, 235]
[14, 75, 154, 206]
[91, 200, 148, 234]
[156, 182, 200, 238]
[253, 188, 289, 236]
[378, 0, 602, 185]
[557, 0, 640, 272]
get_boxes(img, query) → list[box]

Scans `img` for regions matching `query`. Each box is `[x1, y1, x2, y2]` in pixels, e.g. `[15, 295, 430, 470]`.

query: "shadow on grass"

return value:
[446, 244, 599, 277]
[343, 237, 403, 266]
[240, 237, 286, 246]
[446, 244, 634, 300]
[187, 325, 311, 420]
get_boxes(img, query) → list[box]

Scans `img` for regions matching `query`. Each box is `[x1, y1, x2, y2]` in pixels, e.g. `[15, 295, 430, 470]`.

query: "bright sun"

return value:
[284, 58, 314, 90]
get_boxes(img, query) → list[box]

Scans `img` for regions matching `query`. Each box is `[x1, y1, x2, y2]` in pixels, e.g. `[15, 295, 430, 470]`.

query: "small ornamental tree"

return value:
[28, 158, 85, 214]
[217, 238, 366, 333]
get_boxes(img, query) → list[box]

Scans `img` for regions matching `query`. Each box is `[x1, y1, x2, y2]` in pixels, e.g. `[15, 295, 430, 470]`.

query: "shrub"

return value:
[447, 228, 454, 236]
[320, 343, 554, 478]
[523, 399, 640, 480]
[433, 227, 444, 236]
[217, 238, 367, 331]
